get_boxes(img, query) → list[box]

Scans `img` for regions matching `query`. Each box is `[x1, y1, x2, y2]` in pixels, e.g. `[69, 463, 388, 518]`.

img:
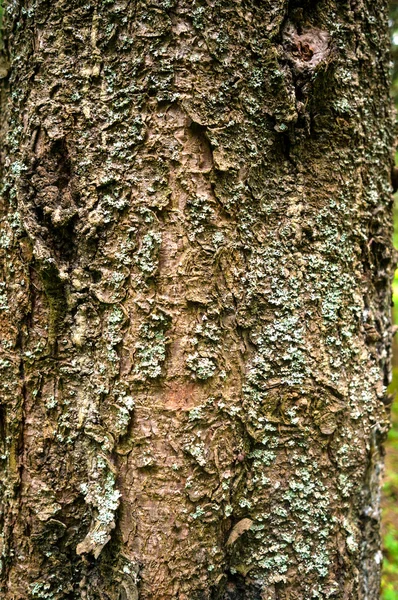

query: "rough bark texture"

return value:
[0, 1, 395, 599]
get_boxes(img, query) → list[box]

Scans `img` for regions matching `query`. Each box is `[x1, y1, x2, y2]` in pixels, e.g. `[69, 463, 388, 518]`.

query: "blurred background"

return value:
[382, 4, 398, 598]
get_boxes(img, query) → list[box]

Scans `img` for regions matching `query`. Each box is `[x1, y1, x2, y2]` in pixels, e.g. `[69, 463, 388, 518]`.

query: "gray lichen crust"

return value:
[0, 0, 394, 599]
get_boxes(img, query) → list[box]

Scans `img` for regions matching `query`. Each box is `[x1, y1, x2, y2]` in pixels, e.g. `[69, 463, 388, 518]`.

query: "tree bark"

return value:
[0, 1, 395, 598]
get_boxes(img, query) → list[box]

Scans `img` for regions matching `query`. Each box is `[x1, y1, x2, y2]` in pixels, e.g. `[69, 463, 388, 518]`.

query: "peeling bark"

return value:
[0, 1, 395, 598]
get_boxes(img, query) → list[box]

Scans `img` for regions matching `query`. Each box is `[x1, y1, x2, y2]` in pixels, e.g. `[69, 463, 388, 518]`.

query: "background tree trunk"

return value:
[0, 1, 395, 598]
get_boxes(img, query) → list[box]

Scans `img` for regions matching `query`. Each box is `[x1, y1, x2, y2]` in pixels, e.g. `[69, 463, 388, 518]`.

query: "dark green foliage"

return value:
[382, 6, 398, 597]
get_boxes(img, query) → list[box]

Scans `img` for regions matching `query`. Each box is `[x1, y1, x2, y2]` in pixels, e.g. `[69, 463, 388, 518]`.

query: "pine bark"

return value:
[0, 1, 395, 599]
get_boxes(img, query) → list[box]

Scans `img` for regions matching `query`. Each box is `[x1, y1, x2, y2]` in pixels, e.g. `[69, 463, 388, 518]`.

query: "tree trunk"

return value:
[0, 1, 395, 598]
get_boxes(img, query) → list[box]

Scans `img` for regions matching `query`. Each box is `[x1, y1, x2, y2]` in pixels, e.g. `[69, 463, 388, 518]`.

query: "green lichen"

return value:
[77, 455, 121, 557]
[135, 230, 162, 277]
[186, 353, 217, 380]
[133, 311, 170, 380]
[0, 283, 8, 311]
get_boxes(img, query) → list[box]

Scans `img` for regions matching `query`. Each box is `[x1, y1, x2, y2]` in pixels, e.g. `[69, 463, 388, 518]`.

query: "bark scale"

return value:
[0, 1, 395, 599]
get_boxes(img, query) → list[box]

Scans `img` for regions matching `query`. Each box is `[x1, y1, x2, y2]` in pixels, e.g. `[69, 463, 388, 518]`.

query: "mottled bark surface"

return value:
[0, 1, 395, 598]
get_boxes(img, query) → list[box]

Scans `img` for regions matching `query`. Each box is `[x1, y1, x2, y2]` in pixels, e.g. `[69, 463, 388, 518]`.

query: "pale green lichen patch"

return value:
[135, 230, 162, 277]
[133, 311, 170, 380]
[186, 314, 221, 380]
[185, 195, 214, 241]
[186, 353, 217, 380]
[76, 455, 121, 558]
[0, 283, 9, 311]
